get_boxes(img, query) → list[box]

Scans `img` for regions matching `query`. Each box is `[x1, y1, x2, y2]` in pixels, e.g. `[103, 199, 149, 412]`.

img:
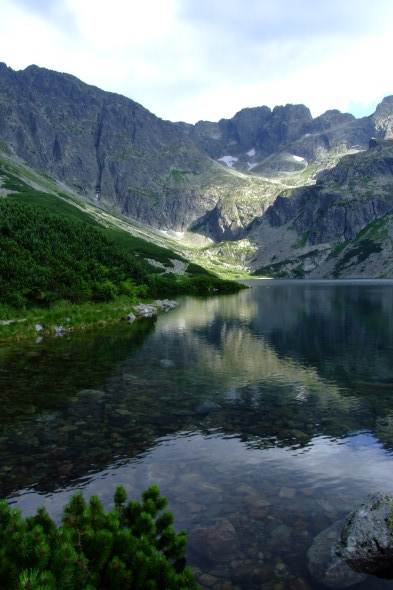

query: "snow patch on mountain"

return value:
[218, 155, 238, 168]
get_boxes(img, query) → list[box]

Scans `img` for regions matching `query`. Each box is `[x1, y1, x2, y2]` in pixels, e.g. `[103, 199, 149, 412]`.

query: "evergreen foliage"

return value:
[0, 485, 200, 590]
[0, 200, 148, 307]
[0, 199, 243, 312]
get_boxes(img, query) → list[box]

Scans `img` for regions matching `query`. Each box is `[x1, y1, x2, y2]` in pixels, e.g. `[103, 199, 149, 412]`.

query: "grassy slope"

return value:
[0, 151, 189, 270]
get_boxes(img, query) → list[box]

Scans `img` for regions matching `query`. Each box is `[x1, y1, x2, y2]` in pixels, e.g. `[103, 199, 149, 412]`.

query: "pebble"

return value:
[279, 487, 296, 498]
[199, 573, 219, 587]
[160, 359, 175, 367]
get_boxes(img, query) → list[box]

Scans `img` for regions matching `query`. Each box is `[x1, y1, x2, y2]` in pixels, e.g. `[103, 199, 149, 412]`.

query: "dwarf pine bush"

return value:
[0, 485, 200, 590]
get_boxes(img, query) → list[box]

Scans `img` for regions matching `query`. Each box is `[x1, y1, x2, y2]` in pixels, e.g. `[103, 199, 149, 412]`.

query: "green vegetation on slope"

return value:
[0, 200, 243, 316]
[0, 158, 187, 269]
[0, 200, 148, 307]
[103, 227, 184, 266]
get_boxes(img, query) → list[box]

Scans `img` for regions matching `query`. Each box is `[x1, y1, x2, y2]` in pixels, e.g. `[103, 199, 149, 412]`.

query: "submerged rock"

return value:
[159, 359, 175, 368]
[196, 400, 222, 415]
[76, 389, 106, 402]
[189, 519, 239, 562]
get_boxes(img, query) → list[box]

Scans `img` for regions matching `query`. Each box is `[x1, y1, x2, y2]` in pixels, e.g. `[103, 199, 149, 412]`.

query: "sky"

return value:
[0, 0, 392, 124]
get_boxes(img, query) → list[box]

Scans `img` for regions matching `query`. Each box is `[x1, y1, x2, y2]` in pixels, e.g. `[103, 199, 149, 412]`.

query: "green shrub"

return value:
[0, 201, 148, 308]
[0, 200, 243, 312]
[0, 485, 200, 590]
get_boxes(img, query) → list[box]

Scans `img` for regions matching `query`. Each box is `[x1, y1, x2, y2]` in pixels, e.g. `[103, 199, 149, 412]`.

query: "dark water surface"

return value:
[1, 280, 393, 589]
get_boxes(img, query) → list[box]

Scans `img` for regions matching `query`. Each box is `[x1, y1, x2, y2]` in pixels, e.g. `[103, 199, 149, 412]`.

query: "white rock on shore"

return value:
[130, 300, 178, 319]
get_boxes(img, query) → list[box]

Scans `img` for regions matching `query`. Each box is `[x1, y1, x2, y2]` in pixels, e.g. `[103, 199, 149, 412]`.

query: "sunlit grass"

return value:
[0, 297, 144, 342]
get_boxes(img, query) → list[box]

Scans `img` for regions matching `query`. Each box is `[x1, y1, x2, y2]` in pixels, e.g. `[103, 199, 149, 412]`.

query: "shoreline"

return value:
[0, 298, 178, 344]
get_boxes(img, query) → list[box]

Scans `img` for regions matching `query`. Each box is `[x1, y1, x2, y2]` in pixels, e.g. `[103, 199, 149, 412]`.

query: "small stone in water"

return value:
[279, 487, 296, 498]
[116, 408, 132, 416]
[160, 359, 175, 367]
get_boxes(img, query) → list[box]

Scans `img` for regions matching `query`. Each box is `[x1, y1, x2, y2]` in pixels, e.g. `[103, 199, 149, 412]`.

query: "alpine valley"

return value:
[1, 62, 393, 279]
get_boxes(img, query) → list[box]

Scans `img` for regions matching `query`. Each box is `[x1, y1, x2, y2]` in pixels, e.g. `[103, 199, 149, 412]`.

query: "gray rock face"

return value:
[373, 96, 393, 139]
[307, 492, 393, 588]
[187, 104, 313, 162]
[248, 138, 393, 277]
[0, 62, 220, 232]
[263, 139, 393, 244]
[188, 102, 375, 169]
[306, 520, 367, 588]
[336, 491, 393, 577]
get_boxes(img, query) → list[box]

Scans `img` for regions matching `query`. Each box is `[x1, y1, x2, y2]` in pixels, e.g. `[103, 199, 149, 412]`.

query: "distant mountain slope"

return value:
[0, 63, 273, 241]
[0, 143, 190, 271]
[1, 62, 393, 278]
[179, 103, 375, 173]
[246, 138, 393, 278]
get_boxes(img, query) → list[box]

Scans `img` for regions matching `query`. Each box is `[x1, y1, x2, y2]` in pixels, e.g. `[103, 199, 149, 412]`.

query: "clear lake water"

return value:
[1, 279, 393, 589]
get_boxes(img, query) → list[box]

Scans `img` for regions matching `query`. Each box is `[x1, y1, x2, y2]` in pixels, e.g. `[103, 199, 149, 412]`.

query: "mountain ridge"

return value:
[1, 62, 393, 278]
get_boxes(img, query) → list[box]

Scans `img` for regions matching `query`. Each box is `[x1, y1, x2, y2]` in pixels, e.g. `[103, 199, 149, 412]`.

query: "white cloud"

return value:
[0, 0, 392, 122]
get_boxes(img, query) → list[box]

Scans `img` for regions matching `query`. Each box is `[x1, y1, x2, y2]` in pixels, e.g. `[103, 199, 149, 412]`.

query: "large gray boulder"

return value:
[307, 492, 393, 588]
[306, 520, 367, 588]
[336, 491, 393, 577]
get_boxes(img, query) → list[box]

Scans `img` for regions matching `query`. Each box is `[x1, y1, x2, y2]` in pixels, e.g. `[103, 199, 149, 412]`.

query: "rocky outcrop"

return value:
[307, 492, 393, 588]
[185, 103, 375, 172]
[372, 96, 393, 139]
[129, 300, 178, 319]
[336, 492, 393, 577]
[0, 63, 227, 233]
[306, 520, 367, 588]
[188, 104, 312, 161]
[263, 139, 393, 244]
[248, 138, 393, 277]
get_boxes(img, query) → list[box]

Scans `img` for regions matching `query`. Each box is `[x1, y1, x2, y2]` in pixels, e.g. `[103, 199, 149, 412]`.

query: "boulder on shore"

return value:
[131, 300, 178, 318]
[336, 491, 393, 577]
[306, 520, 367, 588]
[307, 491, 393, 588]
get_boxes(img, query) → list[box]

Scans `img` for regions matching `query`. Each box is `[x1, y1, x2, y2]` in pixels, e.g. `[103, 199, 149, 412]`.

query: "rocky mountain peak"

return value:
[373, 95, 393, 138]
[311, 109, 355, 132]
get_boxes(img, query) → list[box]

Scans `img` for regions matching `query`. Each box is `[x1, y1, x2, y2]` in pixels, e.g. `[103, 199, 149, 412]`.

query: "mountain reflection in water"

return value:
[2, 280, 393, 590]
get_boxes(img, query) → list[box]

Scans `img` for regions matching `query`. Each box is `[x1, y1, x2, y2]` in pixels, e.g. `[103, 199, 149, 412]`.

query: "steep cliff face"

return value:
[247, 139, 393, 278]
[0, 63, 280, 238]
[185, 103, 375, 175]
[0, 63, 213, 228]
[372, 96, 393, 139]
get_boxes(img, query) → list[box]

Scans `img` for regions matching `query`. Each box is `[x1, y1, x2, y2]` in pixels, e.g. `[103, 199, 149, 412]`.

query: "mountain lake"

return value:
[1, 279, 393, 590]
